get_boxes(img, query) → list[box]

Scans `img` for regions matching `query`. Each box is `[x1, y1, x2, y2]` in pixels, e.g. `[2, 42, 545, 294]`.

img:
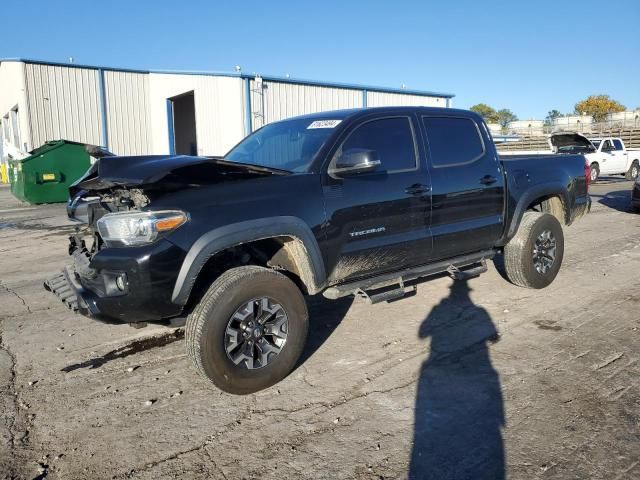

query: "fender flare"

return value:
[171, 216, 326, 305]
[502, 183, 571, 245]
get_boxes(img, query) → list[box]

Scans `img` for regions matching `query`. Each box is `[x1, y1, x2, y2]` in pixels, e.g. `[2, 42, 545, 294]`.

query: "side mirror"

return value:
[329, 148, 381, 177]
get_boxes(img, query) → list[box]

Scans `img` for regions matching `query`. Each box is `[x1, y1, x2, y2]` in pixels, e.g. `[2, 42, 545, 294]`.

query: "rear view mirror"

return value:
[329, 148, 381, 177]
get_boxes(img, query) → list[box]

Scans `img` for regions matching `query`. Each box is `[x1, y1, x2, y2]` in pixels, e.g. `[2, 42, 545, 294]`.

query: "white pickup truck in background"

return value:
[499, 133, 640, 182]
[588, 137, 640, 182]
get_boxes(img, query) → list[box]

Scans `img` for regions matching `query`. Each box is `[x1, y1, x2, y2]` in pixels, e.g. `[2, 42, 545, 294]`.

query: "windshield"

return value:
[591, 139, 601, 148]
[224, 118, 341, 172]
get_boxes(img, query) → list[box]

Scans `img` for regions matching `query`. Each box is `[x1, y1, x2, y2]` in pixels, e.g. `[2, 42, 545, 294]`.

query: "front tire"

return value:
[625, 160, 639, 181]
[186, 266, 309, 395]
[590, 162, 600, 183]
[503, 212, 564, 289]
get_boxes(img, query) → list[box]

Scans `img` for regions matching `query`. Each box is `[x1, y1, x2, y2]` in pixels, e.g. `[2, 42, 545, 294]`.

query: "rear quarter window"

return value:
[422, 116, 485, 167]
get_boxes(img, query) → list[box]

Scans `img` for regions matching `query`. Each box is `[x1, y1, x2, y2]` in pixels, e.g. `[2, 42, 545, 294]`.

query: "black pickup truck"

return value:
[46, 107, 590, 394]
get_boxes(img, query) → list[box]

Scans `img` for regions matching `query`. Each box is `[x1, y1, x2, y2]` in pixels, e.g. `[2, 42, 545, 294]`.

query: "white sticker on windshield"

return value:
[307, 120, 342, 129]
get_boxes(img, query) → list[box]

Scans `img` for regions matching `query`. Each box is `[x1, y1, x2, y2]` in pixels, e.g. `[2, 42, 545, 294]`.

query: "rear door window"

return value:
[422, 116, 485, 167]
[337, 117, 418, 173]
[612, 139, 624, 151]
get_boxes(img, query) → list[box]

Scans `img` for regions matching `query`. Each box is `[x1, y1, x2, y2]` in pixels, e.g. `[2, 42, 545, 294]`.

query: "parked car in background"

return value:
[587, 137, 640, 182]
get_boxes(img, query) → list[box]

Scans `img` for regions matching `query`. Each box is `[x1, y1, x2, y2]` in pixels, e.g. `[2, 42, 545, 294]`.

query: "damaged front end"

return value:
[46, 187, 145, 306]
[45, 153, 286, 324]
[45, 186, 188, 324]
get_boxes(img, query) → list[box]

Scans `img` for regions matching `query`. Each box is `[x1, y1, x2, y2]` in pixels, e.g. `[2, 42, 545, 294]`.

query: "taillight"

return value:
[585, 162, 591, 188]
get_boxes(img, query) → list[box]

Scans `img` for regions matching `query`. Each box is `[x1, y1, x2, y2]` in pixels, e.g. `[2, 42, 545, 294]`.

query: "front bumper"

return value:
[45, 239, 187, 324]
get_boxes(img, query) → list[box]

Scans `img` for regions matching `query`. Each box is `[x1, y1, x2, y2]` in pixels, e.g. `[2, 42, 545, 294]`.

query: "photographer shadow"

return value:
[409, 279, 505, 480]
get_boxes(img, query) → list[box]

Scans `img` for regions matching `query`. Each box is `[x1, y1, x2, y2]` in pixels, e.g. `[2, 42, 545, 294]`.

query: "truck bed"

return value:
[499, 152, 590, 230]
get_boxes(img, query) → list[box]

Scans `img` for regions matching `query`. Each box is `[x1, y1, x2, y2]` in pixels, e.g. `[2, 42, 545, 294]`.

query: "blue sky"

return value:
[2, 0, 639, 119]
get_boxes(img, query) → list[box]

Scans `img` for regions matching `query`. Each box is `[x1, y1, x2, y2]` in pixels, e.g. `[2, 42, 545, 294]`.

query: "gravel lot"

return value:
[1, 179, 638, 480]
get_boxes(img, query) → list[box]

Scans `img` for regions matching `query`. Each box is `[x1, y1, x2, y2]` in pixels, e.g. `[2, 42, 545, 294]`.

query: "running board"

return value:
[447, 260, 488, 281]
[356, 279, 417, 305]
[323, 250, 496, 300]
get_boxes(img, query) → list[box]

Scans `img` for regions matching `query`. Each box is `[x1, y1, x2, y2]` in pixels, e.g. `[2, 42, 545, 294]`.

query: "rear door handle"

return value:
[405, 184, 431, 196]
[480, 175, 497, 185]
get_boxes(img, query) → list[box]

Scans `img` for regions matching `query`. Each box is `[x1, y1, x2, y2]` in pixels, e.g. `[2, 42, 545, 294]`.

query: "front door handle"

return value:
[405, 183, 431, 196]
[480, 175, 498, 185]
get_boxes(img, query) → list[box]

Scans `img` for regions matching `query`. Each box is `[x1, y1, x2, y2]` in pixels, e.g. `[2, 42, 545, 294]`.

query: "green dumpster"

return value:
[9, 140, 95, 204]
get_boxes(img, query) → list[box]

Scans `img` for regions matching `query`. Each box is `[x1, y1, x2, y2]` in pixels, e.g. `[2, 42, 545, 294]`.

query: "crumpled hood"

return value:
[549, 133, 595, 152]
[69, 154, 286, 195]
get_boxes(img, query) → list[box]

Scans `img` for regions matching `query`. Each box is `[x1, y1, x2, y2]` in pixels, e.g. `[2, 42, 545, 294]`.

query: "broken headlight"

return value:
[96, 210, 188, 247]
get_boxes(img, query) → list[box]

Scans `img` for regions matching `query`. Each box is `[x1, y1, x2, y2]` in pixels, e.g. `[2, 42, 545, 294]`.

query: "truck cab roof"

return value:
[279, 106, 479, 123]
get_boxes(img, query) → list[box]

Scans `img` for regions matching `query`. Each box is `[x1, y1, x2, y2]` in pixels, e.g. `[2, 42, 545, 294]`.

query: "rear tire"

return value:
[503, 212, 564, 289]
[625, 160, 639, 181]
[186, 266, 308, 395]
[590, 162, 599, 183]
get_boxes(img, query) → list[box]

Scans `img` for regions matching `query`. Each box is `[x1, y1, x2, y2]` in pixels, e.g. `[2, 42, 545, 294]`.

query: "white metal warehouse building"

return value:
[0, 59, 454, 164]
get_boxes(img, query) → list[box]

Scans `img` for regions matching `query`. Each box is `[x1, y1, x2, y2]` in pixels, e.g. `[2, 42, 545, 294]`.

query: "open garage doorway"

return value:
[168, 91, 197, 155]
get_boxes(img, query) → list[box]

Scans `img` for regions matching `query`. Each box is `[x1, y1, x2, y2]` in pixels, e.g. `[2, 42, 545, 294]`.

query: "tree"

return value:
[574, 95, 625, 122]
[545, 109, 562, 123]
[496, 109, 518, 129]
[470, 103, 499, 123]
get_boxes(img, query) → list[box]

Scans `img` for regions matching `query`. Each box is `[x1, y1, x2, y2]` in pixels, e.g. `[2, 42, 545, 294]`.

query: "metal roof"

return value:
[0, 58, 455, 99]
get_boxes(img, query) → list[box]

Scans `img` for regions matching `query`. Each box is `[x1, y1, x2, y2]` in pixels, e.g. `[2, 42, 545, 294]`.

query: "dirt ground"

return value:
[0, 179, 638, 480]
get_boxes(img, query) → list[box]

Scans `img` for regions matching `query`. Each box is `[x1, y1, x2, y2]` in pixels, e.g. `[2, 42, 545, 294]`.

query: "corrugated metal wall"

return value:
[104, 70, 151, 155]
[249, 80, 362, 129]
[16, 62, 452, 157]
[24, 63, 103, 148]
[366, 90, 447, 108]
